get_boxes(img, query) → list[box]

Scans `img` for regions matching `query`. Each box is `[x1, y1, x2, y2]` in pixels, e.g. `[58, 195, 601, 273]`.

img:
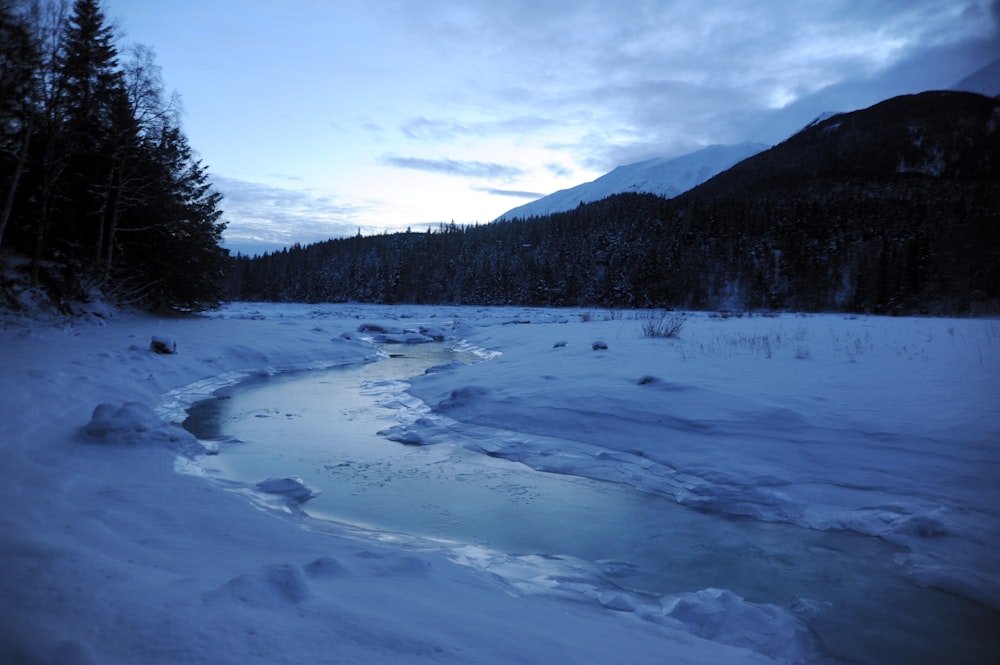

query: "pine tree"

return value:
[55, 0, 125, 261]
[112, 124, 229, 310]
[1, 0, 231, 312]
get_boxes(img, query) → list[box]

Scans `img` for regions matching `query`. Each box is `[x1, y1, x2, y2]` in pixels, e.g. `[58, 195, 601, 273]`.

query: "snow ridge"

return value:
[951, 56, 1000, 97]
[496, 142, 767, 221]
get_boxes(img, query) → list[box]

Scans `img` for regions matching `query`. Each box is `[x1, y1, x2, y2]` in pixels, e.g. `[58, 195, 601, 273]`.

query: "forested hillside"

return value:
[230, 91, 999, 315]
[0, 0, 229, 312]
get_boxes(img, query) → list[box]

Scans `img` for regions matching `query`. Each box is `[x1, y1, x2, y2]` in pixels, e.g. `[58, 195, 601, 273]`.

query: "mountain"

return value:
[495, 142, 766, 221]
[686, 90, 1000, 201]
[494, 55, 1000, 225]
[951, 56, 1000, 97]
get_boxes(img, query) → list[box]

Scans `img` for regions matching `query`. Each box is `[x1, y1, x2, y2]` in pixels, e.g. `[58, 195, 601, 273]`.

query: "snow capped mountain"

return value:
[496, 142, 767, 221]
[495, 55, 999, 225]
[802, 111, 841, 130]
[951, 56, 1000, 97]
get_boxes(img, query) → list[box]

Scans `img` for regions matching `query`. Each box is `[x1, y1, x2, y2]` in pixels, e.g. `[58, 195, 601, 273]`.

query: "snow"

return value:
[1, 302, 998, 664]
[802, 111, 842, 131]
[495, 142, 767, 221]
[951, 56, 1000, 97]
[254, 476, 321, 503]
[149, 334, 178, 354]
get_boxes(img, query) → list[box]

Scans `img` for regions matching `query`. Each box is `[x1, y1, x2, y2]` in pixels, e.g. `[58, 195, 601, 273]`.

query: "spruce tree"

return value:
[112, 124, 228, 310]
[55, 0, 124, 262]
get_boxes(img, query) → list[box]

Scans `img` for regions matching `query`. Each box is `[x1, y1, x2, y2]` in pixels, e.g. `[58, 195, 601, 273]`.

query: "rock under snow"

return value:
[81, 401, 204, 456]
[357, 322, 439, 344]
[150, 334, 177, 354]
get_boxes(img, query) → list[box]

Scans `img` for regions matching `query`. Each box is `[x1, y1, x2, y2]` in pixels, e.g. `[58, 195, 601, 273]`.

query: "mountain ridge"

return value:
[683, 90, 1000, 202]
[496, 141, 766, 221]
[951, 56, 1000, 97]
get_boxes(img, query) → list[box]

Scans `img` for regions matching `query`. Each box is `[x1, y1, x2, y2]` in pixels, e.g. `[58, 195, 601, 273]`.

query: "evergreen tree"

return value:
[54, 0, 124, 260]
[0, 0, 231, 313]
[111, 124, 229, 310]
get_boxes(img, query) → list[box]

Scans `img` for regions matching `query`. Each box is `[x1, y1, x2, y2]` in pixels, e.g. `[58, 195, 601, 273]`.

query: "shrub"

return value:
[640, 311, 686, 338]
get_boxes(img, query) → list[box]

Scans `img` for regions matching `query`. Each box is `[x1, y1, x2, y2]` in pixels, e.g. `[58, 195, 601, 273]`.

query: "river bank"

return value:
[1, 302, 997, 664]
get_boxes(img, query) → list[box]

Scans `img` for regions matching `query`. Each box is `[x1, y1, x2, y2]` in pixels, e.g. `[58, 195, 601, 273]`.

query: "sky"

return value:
[101, 0, 1000, 256]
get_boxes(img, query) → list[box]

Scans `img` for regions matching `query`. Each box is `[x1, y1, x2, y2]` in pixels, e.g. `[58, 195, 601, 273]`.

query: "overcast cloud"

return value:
[213, 178, 373, 256]
[107, 0, 999, 254]
[381, 156, 527, 180]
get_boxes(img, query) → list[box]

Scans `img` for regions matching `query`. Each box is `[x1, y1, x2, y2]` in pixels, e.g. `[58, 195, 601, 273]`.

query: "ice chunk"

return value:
[254, 476, 320, 503]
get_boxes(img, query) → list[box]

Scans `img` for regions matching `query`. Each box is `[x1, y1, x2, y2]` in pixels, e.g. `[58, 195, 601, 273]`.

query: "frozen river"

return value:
[184, 341, 997, 665]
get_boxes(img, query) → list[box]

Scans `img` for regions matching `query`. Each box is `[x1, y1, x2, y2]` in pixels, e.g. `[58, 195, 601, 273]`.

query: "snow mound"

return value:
[662, 588, 819, 663]
[597, 590, 643, 612]
[254, 476, 320, 503]
[149, 334, 177, 354]
[379, 417, 446, 446]
[357, 322, 447, 344]
[81, 401, 205, 456]
[436, 385, 491, 412]
[303, 556, 349, 578]
[888, 511, 950, 539]
[206, 562, 311, 608]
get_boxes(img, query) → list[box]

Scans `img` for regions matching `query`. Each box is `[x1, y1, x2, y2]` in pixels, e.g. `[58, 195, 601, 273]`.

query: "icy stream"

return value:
[183, 342, 997, 665]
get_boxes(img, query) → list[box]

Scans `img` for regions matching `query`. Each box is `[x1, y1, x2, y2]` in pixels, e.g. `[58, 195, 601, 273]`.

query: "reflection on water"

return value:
[184, 342, 999, 665]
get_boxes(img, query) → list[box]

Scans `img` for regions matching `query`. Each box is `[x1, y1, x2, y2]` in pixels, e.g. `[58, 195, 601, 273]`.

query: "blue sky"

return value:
[103, 0, 1000, 256]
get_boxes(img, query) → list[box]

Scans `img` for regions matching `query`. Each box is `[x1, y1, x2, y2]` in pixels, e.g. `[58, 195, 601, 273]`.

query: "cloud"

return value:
[140, 0, 1000, 248]
[400, 118, 470, 141]
[213, 176, 374, 255]
[546, 163, 573, 179]
[400, 115, 557, 142]
[384, 0, 1000, 172]
[381, 155, 525, 179]
[477, 187, 545, 199]
[265, 172, 305, 182]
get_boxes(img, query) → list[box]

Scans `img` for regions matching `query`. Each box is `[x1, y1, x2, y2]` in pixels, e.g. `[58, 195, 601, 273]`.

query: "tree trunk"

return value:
[0, 121, 33, 252]
[95, 162, 114, 264]
[31, 131, 64, 286]
[103, 164, 123, 280]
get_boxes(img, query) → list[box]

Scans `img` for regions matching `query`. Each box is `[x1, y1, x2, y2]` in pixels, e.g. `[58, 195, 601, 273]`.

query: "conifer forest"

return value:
[1, 0, 229, 311]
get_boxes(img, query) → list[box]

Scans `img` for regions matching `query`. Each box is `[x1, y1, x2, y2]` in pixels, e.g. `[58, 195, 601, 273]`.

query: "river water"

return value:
[183, 342, 998, 665]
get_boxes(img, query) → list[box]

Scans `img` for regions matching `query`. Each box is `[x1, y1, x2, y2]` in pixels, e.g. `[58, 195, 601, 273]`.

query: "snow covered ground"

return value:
[1, 302, 998, 664]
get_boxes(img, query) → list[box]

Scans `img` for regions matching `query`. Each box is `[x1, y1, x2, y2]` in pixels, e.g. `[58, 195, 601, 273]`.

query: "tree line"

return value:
[228, 91, 999, 315]
[1, 0, 229, 312]
[227, 180, 998, 315]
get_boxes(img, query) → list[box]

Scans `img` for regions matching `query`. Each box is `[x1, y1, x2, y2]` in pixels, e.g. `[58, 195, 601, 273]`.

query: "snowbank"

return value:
[2, 303, 804, 665]
[399, 310, 1000, 614]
